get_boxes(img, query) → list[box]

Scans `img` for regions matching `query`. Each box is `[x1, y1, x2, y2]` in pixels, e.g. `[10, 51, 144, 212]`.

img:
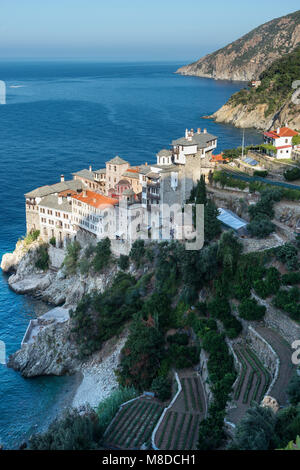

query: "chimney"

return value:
[185, 128, 189, 139]
[58, 196, 63, 205]
[89, 165, 92, 172]
[60, 175, 65, 182]
[197, 128, 201, 134]
[277, 127, 280, 135]
[203, 128, 207, 134]
[83, 190, 87, 197]
[191, 128, 194, 136]
[145, 162, 148, 166]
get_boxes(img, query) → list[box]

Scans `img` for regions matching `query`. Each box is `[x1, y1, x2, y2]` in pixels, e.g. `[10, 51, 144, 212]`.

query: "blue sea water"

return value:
[0, 61, 262, 448]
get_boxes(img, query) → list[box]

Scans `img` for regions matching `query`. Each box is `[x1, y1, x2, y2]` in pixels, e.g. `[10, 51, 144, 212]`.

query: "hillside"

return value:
[211, 45, 300, 129]
[176, 10, 300, 81]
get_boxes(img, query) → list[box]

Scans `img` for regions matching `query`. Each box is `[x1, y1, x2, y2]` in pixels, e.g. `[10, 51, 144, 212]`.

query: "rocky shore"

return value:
[1, 239, 125, 409]
[210, 100, 300, 130]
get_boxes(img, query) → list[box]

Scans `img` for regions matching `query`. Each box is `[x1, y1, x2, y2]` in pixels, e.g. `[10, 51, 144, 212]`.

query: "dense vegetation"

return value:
[229, 45, 300, 117]
[229, 373, 300, 451]
[29, 407, 102, 450]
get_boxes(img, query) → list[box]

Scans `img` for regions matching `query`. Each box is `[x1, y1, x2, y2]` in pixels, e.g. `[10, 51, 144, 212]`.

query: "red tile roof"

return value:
[264, 127, 298, 139]
[72, 190, 118, 209]
[211, 153, 229, 162]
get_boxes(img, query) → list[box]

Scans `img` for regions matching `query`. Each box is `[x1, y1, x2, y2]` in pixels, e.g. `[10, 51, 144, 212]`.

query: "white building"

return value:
[171, 128, 217, 165]
[38, 194, 76, 248]
[263, 127, 299, 159]
[71, 189, 118, 240]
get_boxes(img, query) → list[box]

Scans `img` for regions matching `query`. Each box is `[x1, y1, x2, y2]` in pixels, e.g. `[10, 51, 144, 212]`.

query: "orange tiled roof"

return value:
[264, 127, 298, 139]
[126, 167, 139, 174]
[72, 190, 118, 209]
[58, 189, 79, 197]
[211, 153, 229, 162]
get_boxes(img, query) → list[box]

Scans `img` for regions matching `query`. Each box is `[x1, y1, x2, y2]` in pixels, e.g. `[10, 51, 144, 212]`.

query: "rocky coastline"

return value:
[1, 239, 125, 410]
[210, 100, 300, 131]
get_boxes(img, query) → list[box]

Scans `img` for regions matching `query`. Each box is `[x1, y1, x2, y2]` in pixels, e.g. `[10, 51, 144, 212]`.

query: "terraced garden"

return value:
[104, 398, 163, 449]
[228, 345, 272, 424]
[154, 372, 206, 450]
[234, 346, 271, 405]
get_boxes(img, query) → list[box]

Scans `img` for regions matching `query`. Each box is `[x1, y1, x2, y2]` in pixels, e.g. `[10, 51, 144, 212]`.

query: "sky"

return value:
[0, 0, 299, 61]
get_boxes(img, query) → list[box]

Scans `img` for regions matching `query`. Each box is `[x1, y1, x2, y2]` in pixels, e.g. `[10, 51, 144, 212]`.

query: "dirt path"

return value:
[254, 325, 295, 406]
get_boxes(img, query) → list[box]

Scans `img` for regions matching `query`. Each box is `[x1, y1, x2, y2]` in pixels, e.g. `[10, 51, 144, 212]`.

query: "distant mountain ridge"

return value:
[176, 10, 300, 82]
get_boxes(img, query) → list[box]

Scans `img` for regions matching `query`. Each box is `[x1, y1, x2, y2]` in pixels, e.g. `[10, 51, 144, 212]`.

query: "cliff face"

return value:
[211, 99, 300, 130]
[1, 239, 118, 306]
[210, 43, 300, 130]
[176, 10, 300, 81]
[2, 240, 119, 377]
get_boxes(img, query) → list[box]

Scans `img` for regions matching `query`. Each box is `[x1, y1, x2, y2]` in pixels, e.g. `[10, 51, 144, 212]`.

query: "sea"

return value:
[0, 61, 262, 448]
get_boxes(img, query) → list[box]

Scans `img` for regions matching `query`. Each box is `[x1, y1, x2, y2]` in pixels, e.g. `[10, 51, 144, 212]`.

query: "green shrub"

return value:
[29, 407, 102, 450]
[275, 244, 299, 271]
[92, 238, 111, 272]
[254, 170, 268, 178]
[254, 267, 281, 298]
[284, 167, 300, 182]
[118, 254, 130, 271]
[167, 332, 189, 346]
[35, 244, 49, 271]
[63, 240, 81, 275]
[23, 230, 40, 246]
[282, 272, 300, 285]
[84, 244, 96, 258]
[238, 297, 266, 321]
[247, 217, 275, 238]
[97, 386, 138, 434]
[287, 375, 300, 406]
[151, 376, 172, 401]
[49, 236, 56, 247]
[229, 404, 277, 450]
[129, 240, 145, 268]
[71, 272, 140, 358]
[273, 287, 300, 321]
[78, 258, 90, 275]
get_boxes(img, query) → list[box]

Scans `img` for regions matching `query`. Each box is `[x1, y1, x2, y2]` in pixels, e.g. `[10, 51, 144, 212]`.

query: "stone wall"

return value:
[247, 326, 279, 382]
[264, 308, 300, 345]
[198, 349, 213, 405]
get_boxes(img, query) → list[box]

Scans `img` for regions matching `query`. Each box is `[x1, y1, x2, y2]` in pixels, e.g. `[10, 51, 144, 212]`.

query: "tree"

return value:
[229, 404, 277, 450]
[118, 254, 130, 271]
[92, 238, 111, 272]
[292, 135, 300, 146]
[151, 376, 172, 401]
[247, 217, 275, 238]
[238, 297, 266, 321]
[129, 240, 145, 268]
[63, 240, 81, 275]
[287, 375, 300, 405]
[196, 175, 207, 205]
[284, 167, 300, 182]
[117, 314, 165, 390]
[204, 200, 221, 242]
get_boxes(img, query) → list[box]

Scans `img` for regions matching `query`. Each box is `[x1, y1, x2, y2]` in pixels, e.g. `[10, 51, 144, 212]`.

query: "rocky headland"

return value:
[176, 10, 300, 82]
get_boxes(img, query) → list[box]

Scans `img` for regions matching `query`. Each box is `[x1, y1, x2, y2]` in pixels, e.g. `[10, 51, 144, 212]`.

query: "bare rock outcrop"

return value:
[176, 10, 300, 82]
[7, 320, 79, 377]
